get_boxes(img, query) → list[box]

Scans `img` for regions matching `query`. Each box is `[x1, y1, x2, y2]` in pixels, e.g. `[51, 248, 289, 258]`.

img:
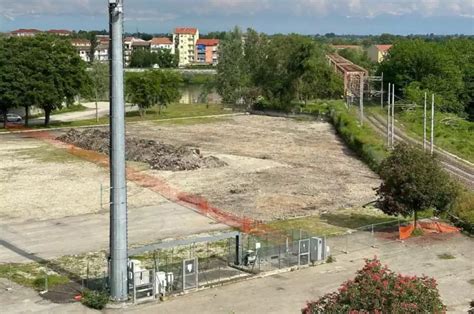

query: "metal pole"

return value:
[431, 94, 435, 155]
[391, 84, 395, 148]
[387, 84, 391, 147]
[109, 0, 128, 302]
[423, 92, 427, 151]
[359, 74, 364, 126]
[380, 73, 384, 109]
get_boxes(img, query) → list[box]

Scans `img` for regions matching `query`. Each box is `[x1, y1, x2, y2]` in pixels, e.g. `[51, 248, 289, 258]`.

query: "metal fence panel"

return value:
[183, 258, 198, 291]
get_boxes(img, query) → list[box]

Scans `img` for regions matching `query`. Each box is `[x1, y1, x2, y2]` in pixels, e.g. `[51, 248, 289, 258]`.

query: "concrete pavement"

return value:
[0, 203, 228, 263]
[119, 233, 474, 314]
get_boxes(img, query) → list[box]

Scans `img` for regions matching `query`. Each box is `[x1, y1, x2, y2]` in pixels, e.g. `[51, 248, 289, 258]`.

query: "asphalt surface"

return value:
[0, 203, 227, 263]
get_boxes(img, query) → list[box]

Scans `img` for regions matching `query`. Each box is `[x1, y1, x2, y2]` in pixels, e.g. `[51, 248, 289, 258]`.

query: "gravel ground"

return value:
[1, 115, 380, 223]
[0, 134, 167, 222]
[126, 115, 381, 221]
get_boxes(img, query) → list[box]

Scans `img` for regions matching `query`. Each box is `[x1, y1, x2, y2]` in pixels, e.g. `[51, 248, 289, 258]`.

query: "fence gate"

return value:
[298, 239, 310, 266]
[182, 258, 198, 291]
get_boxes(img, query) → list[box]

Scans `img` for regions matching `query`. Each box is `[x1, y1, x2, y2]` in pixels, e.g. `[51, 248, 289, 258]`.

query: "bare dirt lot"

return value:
[1, 114, 379, 224]
[0, 134, 167, 222]
[124, 115, 380, 221]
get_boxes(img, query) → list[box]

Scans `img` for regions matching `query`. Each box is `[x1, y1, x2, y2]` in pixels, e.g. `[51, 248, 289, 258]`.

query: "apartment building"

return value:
[47, 29, 72, 36]
[150, 37, 174, 54]
[173, 27, 199, 67]
[10, 29, 41, 37]
[196, 39, 219, 65]
[71, 38, 91, 62]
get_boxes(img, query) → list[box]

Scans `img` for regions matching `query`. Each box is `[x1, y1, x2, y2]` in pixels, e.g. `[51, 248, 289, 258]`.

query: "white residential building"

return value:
[150, 37, 174, 54]
[71, 38, 91, 62]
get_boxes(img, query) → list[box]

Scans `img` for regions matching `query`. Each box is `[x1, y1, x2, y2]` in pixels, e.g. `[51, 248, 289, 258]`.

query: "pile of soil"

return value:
[57, 129, 227, 171]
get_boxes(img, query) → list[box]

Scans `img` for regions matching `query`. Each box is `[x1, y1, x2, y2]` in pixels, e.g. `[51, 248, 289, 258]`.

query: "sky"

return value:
[0, 0, 473, 35]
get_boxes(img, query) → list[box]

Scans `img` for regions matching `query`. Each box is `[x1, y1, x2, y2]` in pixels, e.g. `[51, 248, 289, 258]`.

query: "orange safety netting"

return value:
[20, 128, 275, 235]
[399, 220, 460, 240]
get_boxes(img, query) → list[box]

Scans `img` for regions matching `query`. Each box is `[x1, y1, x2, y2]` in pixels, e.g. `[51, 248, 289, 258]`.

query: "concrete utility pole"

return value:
[431, 94, 435, 155]
[380, 73, 384, 109]
[108, 0, 128, 302]
[387, 83, 391, 147]
[359, 74, 364, 126]
[423, 92, 427, 151]
[391, 84, 395, 148]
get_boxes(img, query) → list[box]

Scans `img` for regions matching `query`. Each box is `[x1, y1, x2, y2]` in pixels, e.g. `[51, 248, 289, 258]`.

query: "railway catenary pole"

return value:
[380, 72, 384, 109]
[387, 83, 391, 147]
[423, 92, 427, 151]
[391, 84, 395, 148]
[108, 0, 128, 302]
[359, 73, 364, 126]
[431, 94, 435, 155]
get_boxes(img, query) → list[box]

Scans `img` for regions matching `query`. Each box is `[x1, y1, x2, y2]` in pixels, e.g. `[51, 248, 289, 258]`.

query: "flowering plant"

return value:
[302, 257, 446, 313]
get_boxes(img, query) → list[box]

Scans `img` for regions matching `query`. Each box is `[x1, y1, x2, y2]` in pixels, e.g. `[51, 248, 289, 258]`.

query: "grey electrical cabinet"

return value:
[310, 237, 327, 262]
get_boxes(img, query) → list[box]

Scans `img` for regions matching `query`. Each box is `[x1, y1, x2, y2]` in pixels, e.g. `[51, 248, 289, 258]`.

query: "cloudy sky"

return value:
[0, 0, 473, 34]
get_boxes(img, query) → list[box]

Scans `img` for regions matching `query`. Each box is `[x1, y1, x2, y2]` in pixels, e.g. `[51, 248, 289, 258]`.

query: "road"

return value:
[28, 102, 136, 126]
[0, 202, 228, 263]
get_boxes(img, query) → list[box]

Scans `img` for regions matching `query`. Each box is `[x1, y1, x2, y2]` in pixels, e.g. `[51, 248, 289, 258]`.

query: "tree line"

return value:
[378, 38, 474, 118]
[0, 35, 87, 126]
[216, 27, 343, 111]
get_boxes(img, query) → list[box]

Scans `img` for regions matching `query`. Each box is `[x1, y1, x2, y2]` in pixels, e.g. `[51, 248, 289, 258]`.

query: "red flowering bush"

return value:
[303, 258, 446, 313]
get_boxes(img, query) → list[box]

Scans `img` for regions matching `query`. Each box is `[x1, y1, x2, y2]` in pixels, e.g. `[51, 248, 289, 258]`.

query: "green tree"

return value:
[27, 35, 87, 125]
[126, 70, 181, 117]
[155, 70, 182, 114]
[157, 49, 177, 68]
[83, 61, 109, 122]
[0, 37, 25, 127]
[126, 72, 157, 117]
[378, 39, 465, 114]
[376, 144, 458, 225]
[216, 27, 247, 105]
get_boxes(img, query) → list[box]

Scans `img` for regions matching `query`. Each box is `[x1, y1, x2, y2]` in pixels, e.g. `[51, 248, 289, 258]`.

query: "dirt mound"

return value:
[57, 129, 227, 171]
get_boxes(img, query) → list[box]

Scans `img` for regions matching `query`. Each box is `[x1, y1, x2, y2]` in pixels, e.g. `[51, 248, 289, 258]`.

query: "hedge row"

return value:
[327, 103, 388, 172]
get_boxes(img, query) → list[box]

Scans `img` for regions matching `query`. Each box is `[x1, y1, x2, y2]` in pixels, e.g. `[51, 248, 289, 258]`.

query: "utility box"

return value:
[310, 237, 327, 262]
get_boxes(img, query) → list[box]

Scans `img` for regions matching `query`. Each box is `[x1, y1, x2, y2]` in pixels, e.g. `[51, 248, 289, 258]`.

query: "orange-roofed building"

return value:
[367, 44, 393, 63]
[47, 29, 72, 36]
[173, 27, 200, 67]
[10, 29, 41, 37]
[196, 39, 220, 65]
[150, 37, 175, 54]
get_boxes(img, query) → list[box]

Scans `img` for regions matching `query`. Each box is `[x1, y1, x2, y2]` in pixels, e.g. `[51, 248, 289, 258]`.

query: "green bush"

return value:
[450, 191, 474, 232]
[329, 103, 387, 171]
[81, 290, 109, 310]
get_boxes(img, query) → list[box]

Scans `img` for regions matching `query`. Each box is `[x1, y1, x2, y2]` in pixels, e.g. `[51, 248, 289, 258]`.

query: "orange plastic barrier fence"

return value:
[399, 224, 415, 240]
[399, 221, 460, 240]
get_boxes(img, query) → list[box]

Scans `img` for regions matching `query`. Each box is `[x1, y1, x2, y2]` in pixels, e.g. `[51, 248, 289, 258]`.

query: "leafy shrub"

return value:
[81, 289, 109, 310]
[302, 258, 446, 313]
[451, 191, 474, 231]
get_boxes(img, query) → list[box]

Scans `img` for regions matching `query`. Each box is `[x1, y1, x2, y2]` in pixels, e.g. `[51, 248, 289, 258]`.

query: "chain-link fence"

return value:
[327, 219, 402, 256]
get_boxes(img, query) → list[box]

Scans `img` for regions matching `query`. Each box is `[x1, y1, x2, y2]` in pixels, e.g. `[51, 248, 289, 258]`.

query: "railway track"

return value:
[364, 112, 474, 189]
